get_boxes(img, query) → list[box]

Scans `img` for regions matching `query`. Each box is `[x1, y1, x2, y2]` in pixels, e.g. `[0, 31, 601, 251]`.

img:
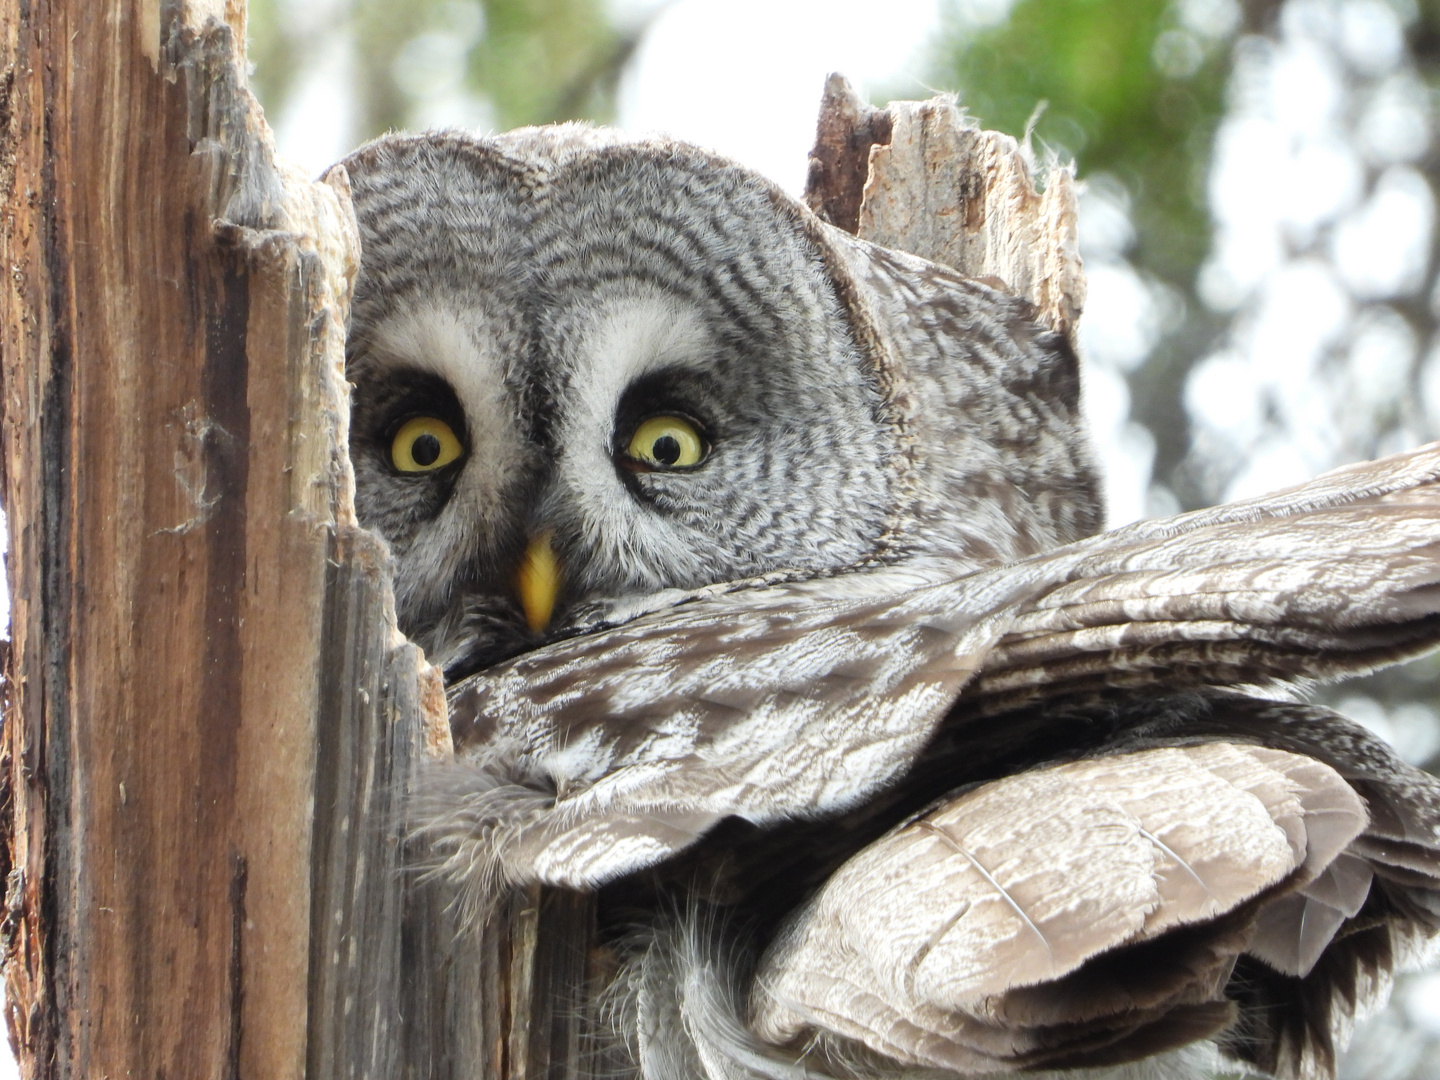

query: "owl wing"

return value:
[428, 442, 1440, 899]
[433, 567, 1032, 895]
[969, 442, 1440, 716]
[1106, 694, 1440, 1079]
[750, 740, 1364, 1073]
[749, 694, 1440, 1080]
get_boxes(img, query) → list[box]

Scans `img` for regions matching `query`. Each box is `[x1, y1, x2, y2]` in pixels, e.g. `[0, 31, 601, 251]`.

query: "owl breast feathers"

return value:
[338, 126, 1440, 1080]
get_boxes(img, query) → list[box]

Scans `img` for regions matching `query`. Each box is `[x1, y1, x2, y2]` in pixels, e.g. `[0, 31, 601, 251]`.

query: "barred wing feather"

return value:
[433, 444, 1440, 899]
[750, 743, 1369, 1074]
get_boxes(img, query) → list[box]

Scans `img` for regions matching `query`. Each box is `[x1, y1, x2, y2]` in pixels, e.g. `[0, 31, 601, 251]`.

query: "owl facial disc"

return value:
[340, 126, 1100, 679]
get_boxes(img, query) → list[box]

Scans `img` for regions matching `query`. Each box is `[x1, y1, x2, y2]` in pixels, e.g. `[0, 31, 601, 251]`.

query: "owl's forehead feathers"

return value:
[360, 298, 523, 444]
[343, 135, 535, 308]
[554, 288, 711, 430]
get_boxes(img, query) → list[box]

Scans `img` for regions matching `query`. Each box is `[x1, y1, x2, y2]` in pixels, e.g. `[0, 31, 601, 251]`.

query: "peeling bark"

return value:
[0, 3, 445, 1077]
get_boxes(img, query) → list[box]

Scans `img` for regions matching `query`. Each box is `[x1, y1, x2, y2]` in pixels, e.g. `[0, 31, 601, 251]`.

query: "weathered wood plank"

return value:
[0, 2, 442, 1077]
[307, 527, 448, 1080]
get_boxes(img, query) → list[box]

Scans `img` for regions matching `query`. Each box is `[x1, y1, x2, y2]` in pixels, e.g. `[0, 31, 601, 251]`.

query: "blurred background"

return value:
[10, 0, 1438, 1077]
[247, 0, 1440, 1076]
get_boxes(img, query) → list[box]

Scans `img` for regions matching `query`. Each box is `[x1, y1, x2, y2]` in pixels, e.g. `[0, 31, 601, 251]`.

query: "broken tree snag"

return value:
[0, 1, 442, 1078]
[804, 73, 895, 235]
[805, 73, 1085, 344]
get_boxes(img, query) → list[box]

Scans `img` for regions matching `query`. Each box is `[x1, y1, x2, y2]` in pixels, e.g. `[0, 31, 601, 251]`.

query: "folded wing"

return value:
[429, 444, 1440, 899]
[751, 742, 1369, 1073]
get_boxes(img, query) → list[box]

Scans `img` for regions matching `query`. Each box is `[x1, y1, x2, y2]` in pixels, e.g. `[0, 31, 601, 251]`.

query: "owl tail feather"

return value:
[747, 739, 1369, 1076]
[1114, 694, 1440, 1080]
[726, 693, 1440, 1080]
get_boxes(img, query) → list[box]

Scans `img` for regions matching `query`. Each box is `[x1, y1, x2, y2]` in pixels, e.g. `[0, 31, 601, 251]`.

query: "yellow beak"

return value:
[515, 532, 560, 634]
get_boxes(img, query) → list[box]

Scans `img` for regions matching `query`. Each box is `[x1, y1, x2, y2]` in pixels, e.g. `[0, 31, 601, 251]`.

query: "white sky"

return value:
[275, 0, 949, 193]
[614, 0, 943, 192]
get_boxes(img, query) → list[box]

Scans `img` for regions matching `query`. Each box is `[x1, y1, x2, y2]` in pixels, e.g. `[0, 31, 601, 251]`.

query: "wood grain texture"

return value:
[308, 528, 450, 1080]
[0, 2, 444, 1077]
[804, 72, 1084, 342]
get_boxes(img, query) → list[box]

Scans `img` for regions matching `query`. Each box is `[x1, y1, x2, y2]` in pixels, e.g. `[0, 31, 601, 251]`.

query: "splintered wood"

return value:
[805, 73, 1085, 344]
[0, 3, 443, 1078]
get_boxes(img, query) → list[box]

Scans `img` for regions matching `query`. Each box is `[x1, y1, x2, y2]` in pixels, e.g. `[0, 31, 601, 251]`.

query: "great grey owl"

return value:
[338, 124, 1440, 1080]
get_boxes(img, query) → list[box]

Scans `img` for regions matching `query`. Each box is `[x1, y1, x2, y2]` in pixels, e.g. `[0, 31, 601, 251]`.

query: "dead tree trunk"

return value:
[0, 2, 445, 1077]
[0, 0, 1081, 1072]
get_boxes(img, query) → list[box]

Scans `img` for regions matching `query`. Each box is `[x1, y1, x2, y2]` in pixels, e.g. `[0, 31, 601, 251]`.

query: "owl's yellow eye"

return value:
[391, 416, 464, 473]
[626, 415, 706, 468]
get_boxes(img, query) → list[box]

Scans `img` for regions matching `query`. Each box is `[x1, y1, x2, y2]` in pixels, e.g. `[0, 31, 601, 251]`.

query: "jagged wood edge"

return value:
[804, 72, 1084, 345]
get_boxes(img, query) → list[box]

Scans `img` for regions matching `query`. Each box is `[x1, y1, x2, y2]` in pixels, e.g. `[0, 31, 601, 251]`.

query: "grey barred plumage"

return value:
[338, 125, 1440, 1080]
[343, 125, 1100, 677]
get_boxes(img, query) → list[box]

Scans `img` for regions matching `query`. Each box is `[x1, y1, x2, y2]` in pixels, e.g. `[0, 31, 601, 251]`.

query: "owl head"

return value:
[339, 126, 1101, 679]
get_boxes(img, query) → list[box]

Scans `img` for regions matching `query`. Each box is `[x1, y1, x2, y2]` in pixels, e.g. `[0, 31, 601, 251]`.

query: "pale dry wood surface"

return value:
[804, 72, 1085, 342]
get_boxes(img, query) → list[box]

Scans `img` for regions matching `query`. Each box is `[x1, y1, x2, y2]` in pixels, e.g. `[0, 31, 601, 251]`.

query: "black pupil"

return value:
[652, 434, 681, 466]
[411, 432, 442, 467]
